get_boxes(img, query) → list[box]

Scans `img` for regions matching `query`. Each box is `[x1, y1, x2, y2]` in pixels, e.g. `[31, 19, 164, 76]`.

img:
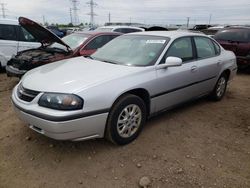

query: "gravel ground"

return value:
[0, 72, 249, 188]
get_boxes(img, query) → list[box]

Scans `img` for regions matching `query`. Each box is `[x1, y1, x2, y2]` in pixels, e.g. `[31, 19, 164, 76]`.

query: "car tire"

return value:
[210, 73, 228, 101]
[105, 94, 147, 145]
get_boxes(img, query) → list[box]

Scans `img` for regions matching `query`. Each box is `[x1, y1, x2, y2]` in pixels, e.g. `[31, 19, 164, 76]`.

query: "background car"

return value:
[66, 27, 82, 35]
[46, 25, 66, 38]
[214, 27, 250, 70]
[12, 31, 237, 145]
[201, 25, 227, 38]
[0, 18, 40, 69]
[6, 17, 121, 77]
[192, 24, 212, 31]
[95, 26, 145, 33]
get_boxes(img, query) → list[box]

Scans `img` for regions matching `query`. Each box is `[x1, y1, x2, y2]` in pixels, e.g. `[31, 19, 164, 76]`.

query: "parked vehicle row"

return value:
[0, 18, 40, 69]
[214, 27, 250, 70]
[6, 17, 121, 77]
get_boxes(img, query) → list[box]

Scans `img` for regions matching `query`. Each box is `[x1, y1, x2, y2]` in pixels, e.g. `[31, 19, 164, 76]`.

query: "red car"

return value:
[214, 27, 250, 70]
[6, 17, 121, 77]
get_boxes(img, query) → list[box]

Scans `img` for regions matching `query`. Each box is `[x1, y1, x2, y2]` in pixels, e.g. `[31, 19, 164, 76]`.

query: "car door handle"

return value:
[191, 66, 198, 72]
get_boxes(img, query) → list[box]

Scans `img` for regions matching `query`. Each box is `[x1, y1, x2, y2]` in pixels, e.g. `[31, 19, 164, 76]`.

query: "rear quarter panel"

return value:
[220, 49, 237, 81]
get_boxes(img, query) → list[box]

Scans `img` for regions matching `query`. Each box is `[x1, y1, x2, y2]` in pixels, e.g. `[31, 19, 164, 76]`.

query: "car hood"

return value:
[21, 57, 144, 93]
[19, 17, 71, 50]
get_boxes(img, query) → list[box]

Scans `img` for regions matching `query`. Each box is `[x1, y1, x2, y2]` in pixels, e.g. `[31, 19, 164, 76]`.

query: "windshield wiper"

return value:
[92, 57, 117, 64]
[87, 56, 93, 59]
[102, 60, 117, 64]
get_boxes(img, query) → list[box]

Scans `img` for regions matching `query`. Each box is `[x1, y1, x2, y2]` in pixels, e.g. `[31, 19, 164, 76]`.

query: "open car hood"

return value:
[19, 17, 71, 50]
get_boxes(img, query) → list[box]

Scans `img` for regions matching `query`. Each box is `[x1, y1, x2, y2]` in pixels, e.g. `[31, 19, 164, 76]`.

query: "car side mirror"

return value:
[156, 57, 182, 70]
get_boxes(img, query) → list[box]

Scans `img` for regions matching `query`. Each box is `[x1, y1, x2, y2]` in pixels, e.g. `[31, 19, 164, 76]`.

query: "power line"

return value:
[186, 17, 190, 28]
[69, 8, 73, 24]
[42, 15, 46, 25]
[86, 0, 97, 26]
[70, 0, 79, 25]
[208, 14, 212, 25]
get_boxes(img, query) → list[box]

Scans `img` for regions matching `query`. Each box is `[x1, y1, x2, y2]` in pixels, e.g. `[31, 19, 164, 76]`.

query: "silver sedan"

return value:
[12, 31, 237, 145]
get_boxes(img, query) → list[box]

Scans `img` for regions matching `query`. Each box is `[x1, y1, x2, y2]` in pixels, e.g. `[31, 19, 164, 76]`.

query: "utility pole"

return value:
[208, 14, 212, 25]
[70, 0, 79, 25]
[86, 0, 97, 27]
[0, 3, 7, 18]
[42, 15, 46, 25]
[69, 8, 73, 24]
[108, 12, 111, 23]
[186, 17, 190, 28]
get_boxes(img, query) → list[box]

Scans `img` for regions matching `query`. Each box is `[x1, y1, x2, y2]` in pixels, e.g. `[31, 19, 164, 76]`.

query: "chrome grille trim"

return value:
[17, 84, 40, 102]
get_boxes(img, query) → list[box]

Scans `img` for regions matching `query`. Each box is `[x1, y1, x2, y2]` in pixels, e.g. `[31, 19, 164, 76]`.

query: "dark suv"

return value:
[214, 27, 250, 69]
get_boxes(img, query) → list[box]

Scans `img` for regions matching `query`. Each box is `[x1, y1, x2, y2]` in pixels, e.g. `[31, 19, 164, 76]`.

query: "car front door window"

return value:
[165, 37, 194, 62]
[85, 35, 111, 50]
[194, 37, 216, 59]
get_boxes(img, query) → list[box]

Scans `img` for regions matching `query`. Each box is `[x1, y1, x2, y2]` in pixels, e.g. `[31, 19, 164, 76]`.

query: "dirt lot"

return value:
[0, 72, 249, 188]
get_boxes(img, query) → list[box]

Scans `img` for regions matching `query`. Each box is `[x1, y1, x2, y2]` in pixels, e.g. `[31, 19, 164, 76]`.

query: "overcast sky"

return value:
[2, 0, 250, 26]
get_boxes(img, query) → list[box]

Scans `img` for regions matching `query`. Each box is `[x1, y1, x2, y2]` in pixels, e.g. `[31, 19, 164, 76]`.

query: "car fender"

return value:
[75, 67, 156, 114]
[218, 50, 237, 81]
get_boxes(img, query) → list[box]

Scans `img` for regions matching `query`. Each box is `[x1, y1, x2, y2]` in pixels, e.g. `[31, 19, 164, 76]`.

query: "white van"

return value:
[0, 19, 40, 68]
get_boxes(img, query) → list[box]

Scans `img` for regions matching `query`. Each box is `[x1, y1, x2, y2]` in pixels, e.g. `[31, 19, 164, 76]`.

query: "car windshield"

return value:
[50, 33, 90, 50]
[91, 35, 169, 66]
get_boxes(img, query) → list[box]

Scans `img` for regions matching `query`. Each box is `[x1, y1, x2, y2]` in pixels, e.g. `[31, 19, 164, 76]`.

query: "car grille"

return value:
[17, 84, 40, 102]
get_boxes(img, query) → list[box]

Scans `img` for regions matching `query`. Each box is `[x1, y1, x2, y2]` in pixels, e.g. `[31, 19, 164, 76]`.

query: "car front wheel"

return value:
[105, 94, 146, 145]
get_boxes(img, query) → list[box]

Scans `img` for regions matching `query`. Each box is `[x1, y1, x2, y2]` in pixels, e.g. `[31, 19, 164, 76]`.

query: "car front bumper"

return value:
[6, 65, 27, 77]
[12, 86, 108, 141]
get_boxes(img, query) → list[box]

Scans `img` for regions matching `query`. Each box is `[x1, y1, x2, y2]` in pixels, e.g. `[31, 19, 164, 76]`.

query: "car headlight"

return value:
[38, 93, 83, 110]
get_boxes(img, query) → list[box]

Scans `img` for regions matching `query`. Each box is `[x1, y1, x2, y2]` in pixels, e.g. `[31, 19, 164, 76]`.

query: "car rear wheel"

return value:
[105, 94, 146, 145]
[210, 73, 228, 101]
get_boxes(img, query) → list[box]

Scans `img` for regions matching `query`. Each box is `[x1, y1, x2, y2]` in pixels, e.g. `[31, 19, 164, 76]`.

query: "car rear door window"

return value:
[165, 37, 194, 62]
[114, 28, 127, 33]
[0, 24, 17, 41]
[194, 37, 216, 59]
[85, 35, 114, 50]
[213, 41, 221, 55]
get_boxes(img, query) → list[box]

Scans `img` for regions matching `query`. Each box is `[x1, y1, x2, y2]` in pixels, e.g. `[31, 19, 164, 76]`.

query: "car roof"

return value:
[0, 19, 18, 25]
[74, 31, 122, 35]
[127, 30, 206, 38]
